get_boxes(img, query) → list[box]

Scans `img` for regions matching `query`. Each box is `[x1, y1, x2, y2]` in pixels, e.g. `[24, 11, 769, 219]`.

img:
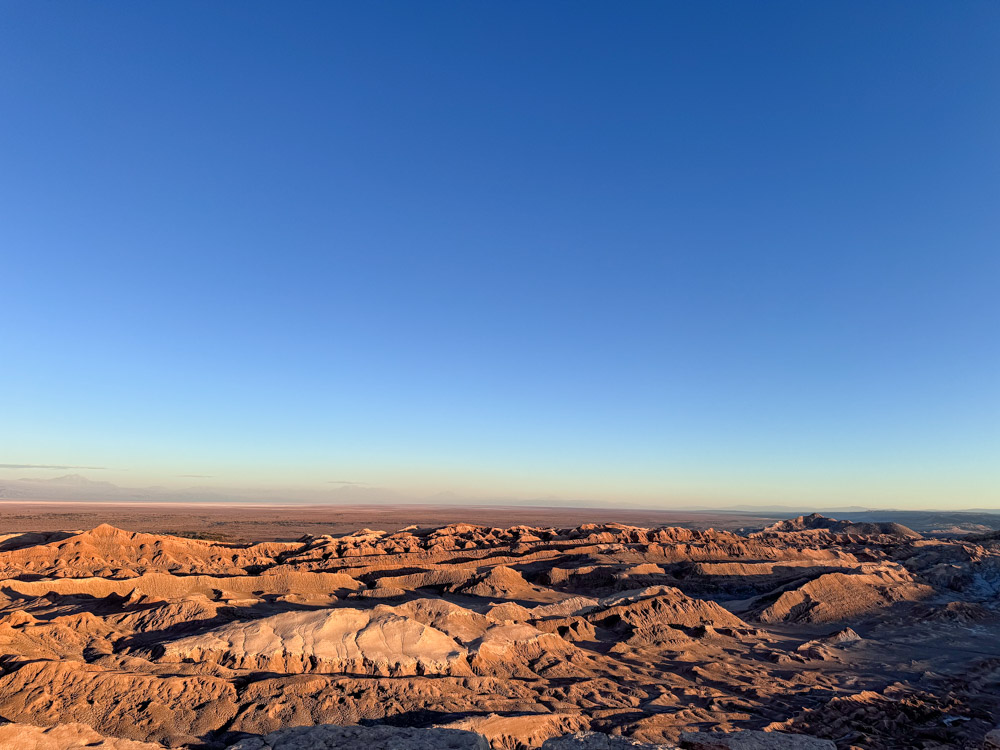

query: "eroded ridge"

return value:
[0, 514, 997, 748]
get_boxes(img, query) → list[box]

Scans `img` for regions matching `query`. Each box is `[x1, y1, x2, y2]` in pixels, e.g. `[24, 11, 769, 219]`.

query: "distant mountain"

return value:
[715, 504, 873, 514]
[0, 475, 997, 538]
[762, 513, 922, 539]
[803, 509, 1000, 536]
[0, 475, 405, 505]
[20, 474, 122, 490]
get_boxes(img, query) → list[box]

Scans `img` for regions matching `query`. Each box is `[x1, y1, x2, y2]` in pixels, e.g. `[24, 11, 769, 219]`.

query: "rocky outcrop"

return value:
[226, 724, 489, 750]
[0, 524, 290, 578]
[453, 565, 535, 599]
[588, 586, 748, 631]
[0, 660, 237, 747]
[441, 713, 590, 748]
[680, 731, 835, 749]
[758, 515, 921, 541]
[753, 568, 932, 624]
[0, 518, 995, 750]
[542, 732, 676, 748]
[0, 570, 362, 600]
[0, 721, 163, 749]
[159, 604, 472, 676]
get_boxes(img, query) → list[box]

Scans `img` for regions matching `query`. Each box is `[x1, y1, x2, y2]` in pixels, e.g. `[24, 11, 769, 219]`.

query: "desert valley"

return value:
[4, 1, 996, 748]
[0, 509, 998, 749]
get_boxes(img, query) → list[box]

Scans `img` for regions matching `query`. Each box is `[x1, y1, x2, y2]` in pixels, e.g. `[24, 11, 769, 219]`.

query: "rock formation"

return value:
[0, 513, 995, 748]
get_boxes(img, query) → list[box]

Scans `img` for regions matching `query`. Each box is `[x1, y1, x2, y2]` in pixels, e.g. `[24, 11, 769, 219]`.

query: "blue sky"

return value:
[1, 2, 997, 508]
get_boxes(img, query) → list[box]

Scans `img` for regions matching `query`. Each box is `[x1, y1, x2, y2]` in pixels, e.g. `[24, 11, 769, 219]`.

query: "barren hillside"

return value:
[0, 515, 997, 749]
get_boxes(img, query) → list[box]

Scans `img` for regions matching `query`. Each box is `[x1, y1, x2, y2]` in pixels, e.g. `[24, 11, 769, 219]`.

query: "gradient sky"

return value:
[1, 2, 998, 508]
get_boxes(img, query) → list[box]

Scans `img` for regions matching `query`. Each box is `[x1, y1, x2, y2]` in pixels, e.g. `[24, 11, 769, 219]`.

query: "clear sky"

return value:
[1, 2, 998, 508]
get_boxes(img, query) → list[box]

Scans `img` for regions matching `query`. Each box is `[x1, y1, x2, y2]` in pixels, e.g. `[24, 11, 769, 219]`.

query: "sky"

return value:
[1, 2, 998, 509]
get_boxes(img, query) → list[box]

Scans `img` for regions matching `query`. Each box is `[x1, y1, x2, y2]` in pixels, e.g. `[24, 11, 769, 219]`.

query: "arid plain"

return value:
[0, 506, 999, 750]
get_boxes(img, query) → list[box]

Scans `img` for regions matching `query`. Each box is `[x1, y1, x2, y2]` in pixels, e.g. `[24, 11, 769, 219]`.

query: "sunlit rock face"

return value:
[0, 515, 997, 749]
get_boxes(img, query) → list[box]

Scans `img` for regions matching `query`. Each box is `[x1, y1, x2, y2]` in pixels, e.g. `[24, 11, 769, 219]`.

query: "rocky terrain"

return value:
[0, 513, 998, 749]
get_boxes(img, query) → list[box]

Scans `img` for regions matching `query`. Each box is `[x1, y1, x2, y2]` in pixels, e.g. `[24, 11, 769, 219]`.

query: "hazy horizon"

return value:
[2, 3, 998, 509]
[0, 470, 997, 513]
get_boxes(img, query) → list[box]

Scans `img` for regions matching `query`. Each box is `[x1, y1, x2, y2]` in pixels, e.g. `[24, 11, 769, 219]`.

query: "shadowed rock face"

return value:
[680, 731, 835, 749]
[0, 514, 997, 749]
[225, 724, 491, 750]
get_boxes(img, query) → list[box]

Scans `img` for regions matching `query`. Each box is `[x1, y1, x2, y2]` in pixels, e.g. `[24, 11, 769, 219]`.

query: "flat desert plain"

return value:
[0, 505, 998, 749]
[0, 503, 781, 540]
